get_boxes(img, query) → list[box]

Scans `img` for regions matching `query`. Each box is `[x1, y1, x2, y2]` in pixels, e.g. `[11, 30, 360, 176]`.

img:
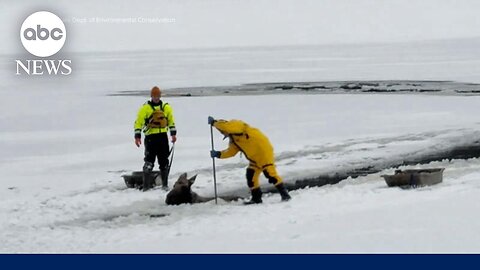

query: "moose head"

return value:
[165, 173, 198, 205]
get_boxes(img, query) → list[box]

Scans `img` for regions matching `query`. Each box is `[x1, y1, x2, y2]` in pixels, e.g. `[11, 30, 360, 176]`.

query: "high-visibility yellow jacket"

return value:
[213, 119, 275, 168]
[134, 100, 176, 137]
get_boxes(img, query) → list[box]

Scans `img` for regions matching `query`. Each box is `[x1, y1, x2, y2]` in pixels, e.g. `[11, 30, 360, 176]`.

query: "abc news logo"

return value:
[16, 11, 72, 75]
[24, 25, 64, 41]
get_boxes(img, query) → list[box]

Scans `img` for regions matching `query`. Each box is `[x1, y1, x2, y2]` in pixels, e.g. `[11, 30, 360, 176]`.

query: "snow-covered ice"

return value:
[2, 41, 480, 252]
[1, 92, 480, 252]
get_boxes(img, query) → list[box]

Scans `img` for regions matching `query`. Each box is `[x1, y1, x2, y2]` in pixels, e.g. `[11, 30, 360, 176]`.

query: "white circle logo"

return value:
[20, 11, 66, 57]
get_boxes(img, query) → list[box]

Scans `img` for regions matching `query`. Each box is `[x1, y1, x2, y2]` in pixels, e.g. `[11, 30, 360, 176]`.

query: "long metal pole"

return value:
[166, 142, 175, 181]
[210, 124, 218, 204]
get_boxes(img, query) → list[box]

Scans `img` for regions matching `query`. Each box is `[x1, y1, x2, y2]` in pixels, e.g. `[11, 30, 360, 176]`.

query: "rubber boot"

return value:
[275, 183, 291, 201]
[160, 169, 169, 190]
[142, 162, 154, 191]
[142, 172, 155, 191]
[244, 188, 263, 205]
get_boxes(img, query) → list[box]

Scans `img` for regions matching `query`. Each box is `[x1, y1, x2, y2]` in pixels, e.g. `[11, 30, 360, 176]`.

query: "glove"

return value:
[135, 138, 142, 147]
[210, 150, 221, 158]
[171, 135, 177, 143]
[208, 116, 215, 125]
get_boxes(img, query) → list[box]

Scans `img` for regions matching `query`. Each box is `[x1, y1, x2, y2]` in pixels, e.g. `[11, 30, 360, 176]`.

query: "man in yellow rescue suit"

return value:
[134, 86, 177, 191]
[208, 117, 291, 204]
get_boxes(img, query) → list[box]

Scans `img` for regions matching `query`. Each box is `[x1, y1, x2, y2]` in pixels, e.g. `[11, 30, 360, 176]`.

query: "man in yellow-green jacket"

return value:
[134, 86, 177, 191]
[209, 117, 291, 204]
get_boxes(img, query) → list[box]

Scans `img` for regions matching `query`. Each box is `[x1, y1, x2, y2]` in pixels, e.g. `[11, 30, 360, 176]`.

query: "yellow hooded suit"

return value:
[213, 119, 283, 189]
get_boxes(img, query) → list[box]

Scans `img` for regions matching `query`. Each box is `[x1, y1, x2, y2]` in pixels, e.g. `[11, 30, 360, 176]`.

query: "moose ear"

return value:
[179, 172, 187, 180]
[188, 174, 197, 186]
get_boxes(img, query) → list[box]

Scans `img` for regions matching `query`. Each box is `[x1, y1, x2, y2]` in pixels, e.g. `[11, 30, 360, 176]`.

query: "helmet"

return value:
[150, 86, 161, 98]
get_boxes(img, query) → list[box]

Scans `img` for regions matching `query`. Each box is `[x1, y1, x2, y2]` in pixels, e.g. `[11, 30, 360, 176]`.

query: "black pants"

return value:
[144, 133, 170, 170]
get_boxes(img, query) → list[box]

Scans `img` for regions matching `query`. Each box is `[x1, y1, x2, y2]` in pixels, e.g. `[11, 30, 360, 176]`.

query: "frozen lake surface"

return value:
[1, 40, 480, 252]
